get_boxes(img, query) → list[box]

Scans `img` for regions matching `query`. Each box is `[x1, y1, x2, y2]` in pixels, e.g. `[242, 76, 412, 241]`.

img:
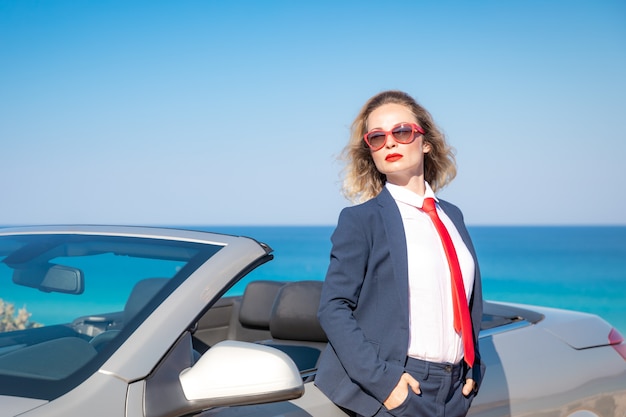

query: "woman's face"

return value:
[366, 103, 431, 186]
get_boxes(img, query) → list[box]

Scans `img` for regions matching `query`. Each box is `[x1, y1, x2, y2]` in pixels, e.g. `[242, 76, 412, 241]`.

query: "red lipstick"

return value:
[385, 153, 403, 162]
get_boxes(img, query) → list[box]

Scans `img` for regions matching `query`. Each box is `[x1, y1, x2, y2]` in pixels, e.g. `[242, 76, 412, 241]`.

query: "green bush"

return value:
[0, 298, 41, 331]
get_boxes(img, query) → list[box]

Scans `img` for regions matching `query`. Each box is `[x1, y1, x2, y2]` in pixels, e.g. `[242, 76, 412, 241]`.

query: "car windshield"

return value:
[0, 232, 222, 399]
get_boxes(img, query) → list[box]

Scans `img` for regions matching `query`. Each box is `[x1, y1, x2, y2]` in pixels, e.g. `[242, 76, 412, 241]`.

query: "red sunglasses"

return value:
[363, 122, 425, 151]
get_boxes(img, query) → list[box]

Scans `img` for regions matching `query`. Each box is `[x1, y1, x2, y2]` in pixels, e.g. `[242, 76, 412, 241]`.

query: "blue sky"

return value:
[1, 0, 625, 226]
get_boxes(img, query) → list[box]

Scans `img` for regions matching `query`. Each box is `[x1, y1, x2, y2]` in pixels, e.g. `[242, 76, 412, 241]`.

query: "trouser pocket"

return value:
[387, 391, 426, 417]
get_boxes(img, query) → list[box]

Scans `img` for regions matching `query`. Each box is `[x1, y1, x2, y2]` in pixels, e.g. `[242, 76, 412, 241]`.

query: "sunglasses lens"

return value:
[392, 125, 415, 143]
[366, 131, 386, 149]
[365, 124, 420, 150]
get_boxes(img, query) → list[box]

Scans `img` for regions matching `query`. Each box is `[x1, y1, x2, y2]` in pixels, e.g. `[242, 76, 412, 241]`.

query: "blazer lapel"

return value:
[376, 188, 410, 314]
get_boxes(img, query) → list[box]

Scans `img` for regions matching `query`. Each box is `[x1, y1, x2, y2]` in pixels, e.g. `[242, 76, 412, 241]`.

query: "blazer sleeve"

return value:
[317, 206, 405, 403]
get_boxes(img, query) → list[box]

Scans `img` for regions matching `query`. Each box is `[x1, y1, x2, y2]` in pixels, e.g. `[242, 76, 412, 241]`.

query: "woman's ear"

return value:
[423, 141, 432, 154]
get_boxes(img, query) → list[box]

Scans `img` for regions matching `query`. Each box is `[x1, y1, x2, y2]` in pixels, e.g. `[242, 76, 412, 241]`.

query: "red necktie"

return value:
[422, 197, 475, 367]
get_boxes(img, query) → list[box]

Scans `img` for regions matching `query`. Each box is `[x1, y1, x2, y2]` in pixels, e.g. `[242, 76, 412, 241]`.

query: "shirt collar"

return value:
[385, 181, 437, 209]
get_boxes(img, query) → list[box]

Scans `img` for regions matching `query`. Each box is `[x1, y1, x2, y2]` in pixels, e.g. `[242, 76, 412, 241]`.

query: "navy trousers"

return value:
[359, 358, 475, 417]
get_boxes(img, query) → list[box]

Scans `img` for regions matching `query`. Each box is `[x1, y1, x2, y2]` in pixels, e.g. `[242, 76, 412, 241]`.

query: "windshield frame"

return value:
[0, 230, 226, 400]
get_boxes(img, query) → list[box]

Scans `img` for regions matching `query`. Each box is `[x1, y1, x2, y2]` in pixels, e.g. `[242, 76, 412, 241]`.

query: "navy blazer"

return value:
[315, 187, 484, 417]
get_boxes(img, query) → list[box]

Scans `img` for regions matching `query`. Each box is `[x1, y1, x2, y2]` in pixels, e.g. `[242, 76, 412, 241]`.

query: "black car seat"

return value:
[258, 280, 327, 373]
[230, 280, 285, 342]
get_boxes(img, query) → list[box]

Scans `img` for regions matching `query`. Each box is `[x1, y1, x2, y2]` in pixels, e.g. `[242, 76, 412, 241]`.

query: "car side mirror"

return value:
[179, 340, 304, 408]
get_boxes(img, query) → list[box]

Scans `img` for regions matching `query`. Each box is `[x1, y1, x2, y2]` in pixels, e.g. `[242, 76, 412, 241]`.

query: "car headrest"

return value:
[124, 278, 169, 321]
[239, 280, 285, 329]
[269, 280, 327, 342]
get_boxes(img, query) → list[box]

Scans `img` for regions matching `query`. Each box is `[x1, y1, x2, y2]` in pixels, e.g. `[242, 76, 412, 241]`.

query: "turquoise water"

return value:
[200, 225, 626, 335]
[3, 226, 624, 334]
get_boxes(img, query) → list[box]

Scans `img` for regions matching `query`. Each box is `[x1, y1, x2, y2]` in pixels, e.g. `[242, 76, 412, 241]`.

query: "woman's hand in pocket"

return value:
[383, 372, 421, 410]
[462, 378, 476, 397]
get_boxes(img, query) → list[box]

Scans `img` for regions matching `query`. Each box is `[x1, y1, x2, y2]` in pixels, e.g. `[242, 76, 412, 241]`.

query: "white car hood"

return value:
[0, 396, 48, 417]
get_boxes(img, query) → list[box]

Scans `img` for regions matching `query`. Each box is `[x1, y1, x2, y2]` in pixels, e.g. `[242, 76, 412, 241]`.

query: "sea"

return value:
[199, 225, 626, 335]
[2, 225, 625, 335]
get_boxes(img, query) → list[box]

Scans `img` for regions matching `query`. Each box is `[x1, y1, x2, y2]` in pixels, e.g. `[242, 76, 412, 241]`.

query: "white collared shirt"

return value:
[386, 182, 475, 364]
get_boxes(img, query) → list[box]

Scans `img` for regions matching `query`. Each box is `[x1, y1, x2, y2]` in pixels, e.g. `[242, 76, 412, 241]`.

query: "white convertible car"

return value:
[0, 226, 624, 417]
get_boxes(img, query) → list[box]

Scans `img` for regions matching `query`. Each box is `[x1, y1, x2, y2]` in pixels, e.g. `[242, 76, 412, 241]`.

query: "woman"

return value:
[316, 90, 485, 417]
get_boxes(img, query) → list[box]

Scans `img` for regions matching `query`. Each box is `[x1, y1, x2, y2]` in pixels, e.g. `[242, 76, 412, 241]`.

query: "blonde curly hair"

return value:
[341, 90, 457, 203]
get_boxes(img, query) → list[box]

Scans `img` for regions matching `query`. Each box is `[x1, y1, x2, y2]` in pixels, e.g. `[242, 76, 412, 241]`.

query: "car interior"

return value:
[193, 280, 329, 378]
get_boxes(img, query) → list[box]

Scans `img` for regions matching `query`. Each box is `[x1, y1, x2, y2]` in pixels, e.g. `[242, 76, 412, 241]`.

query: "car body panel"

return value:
[0, 396, 48, 416]
[470, 306, 626, 417]
[197, 383, 348, 417]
